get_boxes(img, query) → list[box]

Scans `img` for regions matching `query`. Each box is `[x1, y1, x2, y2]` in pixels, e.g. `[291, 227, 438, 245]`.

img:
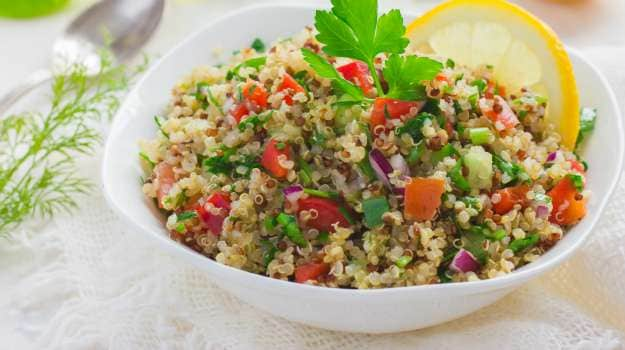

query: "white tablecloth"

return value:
[2, 1, 625, 349]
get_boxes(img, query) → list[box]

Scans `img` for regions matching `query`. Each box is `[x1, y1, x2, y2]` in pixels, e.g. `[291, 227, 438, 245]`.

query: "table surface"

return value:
[1, 0, 624, 348]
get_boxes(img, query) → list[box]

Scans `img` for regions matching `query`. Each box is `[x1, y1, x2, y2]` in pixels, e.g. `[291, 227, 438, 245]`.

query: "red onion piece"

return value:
[449, 249, 479, 273]
[369, 149, 393, 188]
[389, 153, 410, 177]
[546, 152, 558, 162]
[393, 187, 405, 196]
[535, 204, 551, 219]
[283, 184, 303, 203]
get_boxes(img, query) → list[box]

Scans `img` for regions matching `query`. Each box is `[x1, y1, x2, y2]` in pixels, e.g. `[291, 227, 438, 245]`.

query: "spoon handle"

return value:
[0, 69, 53, 117]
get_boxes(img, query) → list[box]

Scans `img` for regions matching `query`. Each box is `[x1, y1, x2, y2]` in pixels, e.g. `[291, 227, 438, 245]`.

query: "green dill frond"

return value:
[0, 50, 147, 235]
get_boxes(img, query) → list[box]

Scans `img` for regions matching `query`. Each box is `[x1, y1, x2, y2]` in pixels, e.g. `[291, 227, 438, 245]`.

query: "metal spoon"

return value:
[0, 0, 165, 116]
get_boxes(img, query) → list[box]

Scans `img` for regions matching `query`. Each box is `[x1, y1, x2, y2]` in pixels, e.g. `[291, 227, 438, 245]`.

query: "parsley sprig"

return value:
[303, 0, 443, 103]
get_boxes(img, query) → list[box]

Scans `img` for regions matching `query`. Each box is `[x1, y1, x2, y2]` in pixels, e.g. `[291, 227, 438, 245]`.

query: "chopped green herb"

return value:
[251, 38, 266, 52]
[177, 211, 197, 222]
[203, 147, 259, 177]
[518, 110, 528, 120]
[509, 233, 540, 253]
[461, 229, 488, 265]
[264, 215, 277, 231]
[482, 227, 506, 241]
[338, 206, 356, 225]
[276, 213, 307, 247]
[317, 231, 330, 244]
[395, 255, 412, 268]
[139, 152, 155, 168]
[446, 58, 455, 68]
[298, 160, 313, 186]
[359, 157, 376, 179]
[260, 239, 278, 267]
[449, 160, 470, 192]
[395, 112, 435, 141]
[238, 110, 273, 132]
[492, 154, 528, 185]
[471, 79, 487, 94]
[407, 140, 426, 165]
[303, 188, 339, 200]
[362, 196, 390, 228]
[431, 144, 457, 165]
[175, 222, 186, 233]
[311, 129, 327, 147]
[226, 56, 267, 80]
[154, 116, 169, 138]
[567, 173, 585, 192]
[460, 196, 481, 210]
[575, 107, 597, 149]
[196, 82, 223, 114]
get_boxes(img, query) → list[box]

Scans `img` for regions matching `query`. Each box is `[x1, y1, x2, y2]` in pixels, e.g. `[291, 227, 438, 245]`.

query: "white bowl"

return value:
[102, 4, 624, 333]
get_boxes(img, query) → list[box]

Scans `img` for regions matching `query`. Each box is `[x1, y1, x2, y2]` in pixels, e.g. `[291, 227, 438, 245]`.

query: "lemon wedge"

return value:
[406, 0, 580, 149]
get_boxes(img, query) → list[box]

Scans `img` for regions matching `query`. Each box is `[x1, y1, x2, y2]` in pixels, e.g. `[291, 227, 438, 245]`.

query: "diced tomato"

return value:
[569, 160, 585, 174]
[295, 262, 330, 283]
[297, 197, 350, 232]
[261, 139, 291, 178]
[337, 61, 375, 97]
[484, 81, 506, 99]
[479, 96, 519, 130]
[278, 73, 305, 105]
[435, 73, 449, 82]
[404, 177, 446, 221]
[548, 177, 587, 225]
[154, 162, 176, 208]
[195, 192, 231, 236]
[231, 103, 249, 123]
[492, 185, 530, 215]
[370, 98, 424, 131]
[243, 81, 268, 109]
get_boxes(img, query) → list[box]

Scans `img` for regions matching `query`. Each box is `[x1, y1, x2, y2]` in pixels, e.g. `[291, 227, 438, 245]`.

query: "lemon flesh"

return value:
[406, 0, 580, 149]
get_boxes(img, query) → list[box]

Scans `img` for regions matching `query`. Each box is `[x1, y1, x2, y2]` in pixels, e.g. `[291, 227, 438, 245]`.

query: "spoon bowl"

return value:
[0, 0, 165, 116]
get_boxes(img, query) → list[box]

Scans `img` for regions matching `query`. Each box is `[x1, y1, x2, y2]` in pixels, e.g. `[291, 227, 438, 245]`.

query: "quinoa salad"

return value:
[140, 1, 596, 288]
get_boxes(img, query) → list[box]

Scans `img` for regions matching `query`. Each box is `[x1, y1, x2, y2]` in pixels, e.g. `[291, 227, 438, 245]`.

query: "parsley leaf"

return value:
[251, 38, 266, 52]
[575, 107, 597, 149]
[383, 54, 443, 100]
[301, 48, 364, 101]
[314, 0, 408, 93]
[226, 56, 267, 80]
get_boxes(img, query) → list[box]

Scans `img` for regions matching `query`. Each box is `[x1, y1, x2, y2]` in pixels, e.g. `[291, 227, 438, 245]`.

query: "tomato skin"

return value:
[231, 103, 250, 123]
[337, 61, 375, 97]
[569, 160, 585, 174]
[370, 98, 424, 130]
[297, 197, 350, 232]
[261, 139, 291, 178]
[195, 192, 231, 236]
[243, 81, 268, 109]
[155, 162, 176, 208]
[479, 96, 519, 130]
[295, 262, 330, 283]
[492, 185, 530, 215]
[548, 177, 586, 225]
[278, 73, 305, 105]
